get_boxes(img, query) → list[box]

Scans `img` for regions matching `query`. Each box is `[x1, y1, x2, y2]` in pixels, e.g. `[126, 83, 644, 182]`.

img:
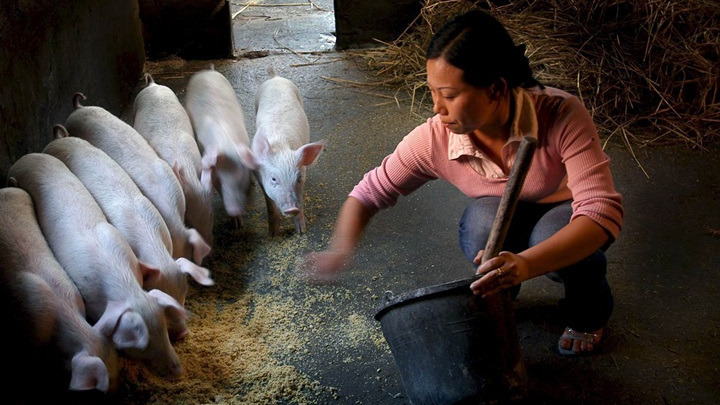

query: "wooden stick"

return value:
[481, 136, 538, 264]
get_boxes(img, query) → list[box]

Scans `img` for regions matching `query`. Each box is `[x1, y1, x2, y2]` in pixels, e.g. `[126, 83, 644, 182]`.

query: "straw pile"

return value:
[347, 0, 720, 149]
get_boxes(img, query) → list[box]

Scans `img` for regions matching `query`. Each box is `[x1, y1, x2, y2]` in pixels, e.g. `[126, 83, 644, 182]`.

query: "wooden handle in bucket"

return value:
[480, 135, 537, 265]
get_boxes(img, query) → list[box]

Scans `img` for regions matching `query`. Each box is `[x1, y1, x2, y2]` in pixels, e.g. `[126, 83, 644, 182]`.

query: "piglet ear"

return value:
[149, 289, 187, 318]
[187, 228, 211, 265]
[138, 261, 161, 287]
[93, 301, 131, 337]
[93, 299, 148, 351]
[296, 140, 324, 167]
[113, 311, 149, 350]
[149, 289, 188, 340]
[252, 133, 270, 161]
[70, 353, 110, 392]
[236, 142, 257, 170]
[176, 257, 215, 286]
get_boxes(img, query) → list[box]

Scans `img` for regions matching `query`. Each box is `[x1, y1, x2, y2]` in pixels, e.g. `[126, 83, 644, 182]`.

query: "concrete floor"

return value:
[145, 1, 720, 404]
[18, 1, 720, 404]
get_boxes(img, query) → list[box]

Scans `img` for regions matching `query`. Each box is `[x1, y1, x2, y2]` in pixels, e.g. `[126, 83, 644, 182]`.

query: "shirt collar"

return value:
[510, 87, 538, 142]
[448, 87, 538, 161]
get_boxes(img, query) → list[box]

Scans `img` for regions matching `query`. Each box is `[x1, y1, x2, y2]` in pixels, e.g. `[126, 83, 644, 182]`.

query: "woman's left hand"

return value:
[469, 250, 529, 297]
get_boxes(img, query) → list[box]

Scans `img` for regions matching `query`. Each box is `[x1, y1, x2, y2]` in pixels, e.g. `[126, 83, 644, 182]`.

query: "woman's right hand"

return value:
[298, 197, 371, 284]
[298, 250, 350, 284]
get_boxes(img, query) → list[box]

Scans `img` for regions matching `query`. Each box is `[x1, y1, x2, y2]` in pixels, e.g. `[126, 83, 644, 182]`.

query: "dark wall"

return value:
[334, 0, 423, 50]
[0, 0, 146, 184]
[138, 0, 233, 59]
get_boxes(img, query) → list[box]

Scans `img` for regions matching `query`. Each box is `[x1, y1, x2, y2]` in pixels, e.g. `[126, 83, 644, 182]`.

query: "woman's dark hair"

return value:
[426, 9, 543, 89]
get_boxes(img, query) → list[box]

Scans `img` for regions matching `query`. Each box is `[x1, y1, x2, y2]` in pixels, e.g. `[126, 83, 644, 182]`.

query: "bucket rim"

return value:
[373, 274, 482, 321]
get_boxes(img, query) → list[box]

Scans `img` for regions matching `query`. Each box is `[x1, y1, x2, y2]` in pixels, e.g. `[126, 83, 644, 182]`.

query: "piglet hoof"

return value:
[294, 221, 306, 235]
[268, 215, 281, 237]
[268, 223, 281, 237]
[294, 214, 306, 235]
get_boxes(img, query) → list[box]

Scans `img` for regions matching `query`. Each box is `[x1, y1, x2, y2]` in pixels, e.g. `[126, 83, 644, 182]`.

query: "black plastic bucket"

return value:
[374, 276, 526, 405]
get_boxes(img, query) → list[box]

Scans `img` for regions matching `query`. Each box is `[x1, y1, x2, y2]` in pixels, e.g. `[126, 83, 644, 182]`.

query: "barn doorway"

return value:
[230, 0, 336, 56]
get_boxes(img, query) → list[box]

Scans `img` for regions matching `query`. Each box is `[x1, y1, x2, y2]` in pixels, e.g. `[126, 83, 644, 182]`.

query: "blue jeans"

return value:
[458, 197, 613, 332]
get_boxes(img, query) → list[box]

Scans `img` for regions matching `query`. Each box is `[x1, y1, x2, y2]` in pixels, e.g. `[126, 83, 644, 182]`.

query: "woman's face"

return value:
[426, 58, 501, 135]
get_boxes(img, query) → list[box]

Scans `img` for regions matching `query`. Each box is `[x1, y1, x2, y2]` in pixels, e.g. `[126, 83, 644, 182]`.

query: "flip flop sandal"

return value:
[557, 327, 602, 356]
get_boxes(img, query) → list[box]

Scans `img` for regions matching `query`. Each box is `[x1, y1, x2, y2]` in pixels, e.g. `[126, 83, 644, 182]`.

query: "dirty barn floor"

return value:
[18, 1, 720, 404]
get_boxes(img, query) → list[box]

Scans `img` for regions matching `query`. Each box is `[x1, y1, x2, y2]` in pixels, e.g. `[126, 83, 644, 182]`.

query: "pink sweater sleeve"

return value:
[554, 96, 624, 239]
[349, 122, 437, 212]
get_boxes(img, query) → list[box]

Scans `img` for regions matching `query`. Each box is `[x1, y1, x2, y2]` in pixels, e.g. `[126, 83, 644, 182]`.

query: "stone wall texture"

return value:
[0, 0, 146, 184]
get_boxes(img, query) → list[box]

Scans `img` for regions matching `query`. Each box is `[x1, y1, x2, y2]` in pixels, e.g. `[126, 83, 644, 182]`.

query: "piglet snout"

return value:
[169, 362, 183, 379]
[225, 204, 243, 218]
[283, 207, 300, 217]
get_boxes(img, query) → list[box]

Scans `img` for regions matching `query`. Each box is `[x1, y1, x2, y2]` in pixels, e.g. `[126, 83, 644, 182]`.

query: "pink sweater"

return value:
[349, 86, 624, 239]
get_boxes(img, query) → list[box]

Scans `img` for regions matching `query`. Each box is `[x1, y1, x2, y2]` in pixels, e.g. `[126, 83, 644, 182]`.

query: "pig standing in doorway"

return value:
[253, 68, 324, 236]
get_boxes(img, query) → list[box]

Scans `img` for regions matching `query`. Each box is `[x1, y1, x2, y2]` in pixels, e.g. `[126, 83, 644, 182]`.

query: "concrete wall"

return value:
[0, 0, 146, 184]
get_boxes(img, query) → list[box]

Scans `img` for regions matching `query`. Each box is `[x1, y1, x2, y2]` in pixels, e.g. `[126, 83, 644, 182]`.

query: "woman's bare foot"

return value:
[557, 327, 603, 355]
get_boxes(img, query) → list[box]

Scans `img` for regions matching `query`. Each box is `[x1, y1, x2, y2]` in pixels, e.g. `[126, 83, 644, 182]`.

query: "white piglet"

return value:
[185, 65, 257, 224]
[133, 73, 215, 246]
[0, 187, 120, 392]
[253, 69, 324, 236]
[64, 93, 211, 265]
[44, 127, 214, 340]
[8, 153, 185, 379]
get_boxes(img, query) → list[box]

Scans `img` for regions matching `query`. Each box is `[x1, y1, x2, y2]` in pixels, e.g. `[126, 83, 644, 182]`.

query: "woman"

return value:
[302, 9, 623, 356]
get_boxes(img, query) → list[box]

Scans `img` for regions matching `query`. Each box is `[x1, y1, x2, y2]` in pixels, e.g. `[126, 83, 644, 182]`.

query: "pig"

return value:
[64, 93, 211, 265]
[3, 271, 62, 399]
[253, 68, 324, 236]
[3, 271, 57, 348]
[0, 187, 120, 392]
[7, 153, 186, 379]
[44, 126, 214, 340]
[2, 267, 59, 394]
[132, 73, 215, 246]
[184, 64, 257, 223]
